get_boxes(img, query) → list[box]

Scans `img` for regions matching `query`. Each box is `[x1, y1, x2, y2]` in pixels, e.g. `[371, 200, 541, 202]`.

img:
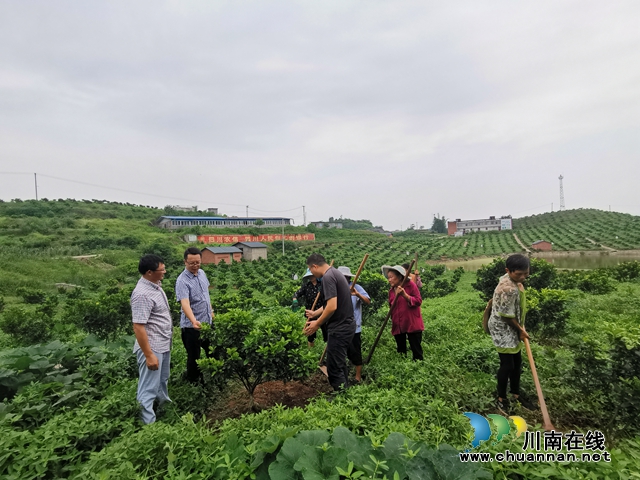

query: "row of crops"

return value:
[513, 209, 640, 250]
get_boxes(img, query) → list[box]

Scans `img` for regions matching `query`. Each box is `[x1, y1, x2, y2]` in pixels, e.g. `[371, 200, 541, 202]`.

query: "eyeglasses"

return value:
[186, 262, 201, 267]
[152, 268, 167, 272]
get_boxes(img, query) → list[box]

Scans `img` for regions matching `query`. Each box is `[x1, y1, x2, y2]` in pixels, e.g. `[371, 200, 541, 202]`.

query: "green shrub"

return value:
[525, 288, 569, 338]
[0, 305, 51, 346]
[472, 258, 556, 300]
[15, 287, 46, 305]
[612, 261, 640, 282]
[65, 289, 133, 341]
[577, 270, 616, 295]
[0, 297, 5, 313]
[199, 308, 316, 409]
[359, 271, 388, 305]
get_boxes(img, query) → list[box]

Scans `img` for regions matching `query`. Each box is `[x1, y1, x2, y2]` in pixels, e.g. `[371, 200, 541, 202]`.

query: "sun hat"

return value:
[337, 266, 356, 277]
[302, 268, 313, 279]
[381, 265, 406, 278]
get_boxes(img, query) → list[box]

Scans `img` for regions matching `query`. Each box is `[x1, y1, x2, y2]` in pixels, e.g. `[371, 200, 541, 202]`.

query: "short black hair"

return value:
[306, 253, 327, 267]
[506, 254, 530, 272]
[402, 263, 410, 270]
[139, 254, 164, 275]
[184, 247, 202, 260]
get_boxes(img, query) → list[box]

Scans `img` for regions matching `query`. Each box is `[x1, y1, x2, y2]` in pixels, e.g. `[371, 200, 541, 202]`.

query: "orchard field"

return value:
[1, 199, 640, 479]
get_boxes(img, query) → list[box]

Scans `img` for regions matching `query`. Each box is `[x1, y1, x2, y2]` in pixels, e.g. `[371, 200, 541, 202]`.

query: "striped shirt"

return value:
[175, 268, 213, 328]
[131, 277, 173, 354]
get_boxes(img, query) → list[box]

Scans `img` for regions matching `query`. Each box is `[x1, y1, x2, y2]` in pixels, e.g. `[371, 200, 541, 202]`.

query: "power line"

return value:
[0, 172, 303, 214]
[36, 174, 247, 207]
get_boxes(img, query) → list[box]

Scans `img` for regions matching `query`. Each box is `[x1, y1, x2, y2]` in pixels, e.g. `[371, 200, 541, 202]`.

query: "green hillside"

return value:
[513, 209, 640, 251]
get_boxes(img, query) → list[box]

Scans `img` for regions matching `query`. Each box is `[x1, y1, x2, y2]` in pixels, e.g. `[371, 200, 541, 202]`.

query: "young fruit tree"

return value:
[198, 307, 316, 410]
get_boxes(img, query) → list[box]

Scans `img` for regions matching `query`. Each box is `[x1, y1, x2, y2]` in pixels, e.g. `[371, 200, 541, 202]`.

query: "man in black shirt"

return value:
[303, 253, 355, 391]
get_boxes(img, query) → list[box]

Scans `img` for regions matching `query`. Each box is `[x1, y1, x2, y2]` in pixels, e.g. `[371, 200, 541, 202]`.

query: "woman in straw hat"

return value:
[381, 264, 424, 361]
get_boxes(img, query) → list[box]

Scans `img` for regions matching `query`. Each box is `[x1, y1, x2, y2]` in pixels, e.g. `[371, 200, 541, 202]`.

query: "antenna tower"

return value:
[559, 175, 565, 211]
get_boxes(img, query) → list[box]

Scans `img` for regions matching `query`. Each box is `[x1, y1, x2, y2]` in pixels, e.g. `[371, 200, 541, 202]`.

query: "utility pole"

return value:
[559, 175, 565, 211]
[302, 205, 306, 226]
[246, 205, 249, 217]
[34, 173, 38, 201]
[551, 202, 553, 212]
[282, 224, 285, 256]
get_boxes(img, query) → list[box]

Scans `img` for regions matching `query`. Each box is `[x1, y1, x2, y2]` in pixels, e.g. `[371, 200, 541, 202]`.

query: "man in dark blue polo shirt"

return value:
[175, 247, 214, 384]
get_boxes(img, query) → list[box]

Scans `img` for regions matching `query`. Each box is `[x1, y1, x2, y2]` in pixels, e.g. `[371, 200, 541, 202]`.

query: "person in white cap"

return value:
[338, 266, 370, 383]
[293, 268, 324, 347]
[381, 264, 424, 361]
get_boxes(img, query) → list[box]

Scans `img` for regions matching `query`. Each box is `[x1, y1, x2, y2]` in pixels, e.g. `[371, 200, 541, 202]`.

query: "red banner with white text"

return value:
[197, 233, 315, 244]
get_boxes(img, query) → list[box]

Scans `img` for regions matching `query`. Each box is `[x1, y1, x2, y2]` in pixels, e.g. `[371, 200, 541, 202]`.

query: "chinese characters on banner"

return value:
[197, 234, 316, 244]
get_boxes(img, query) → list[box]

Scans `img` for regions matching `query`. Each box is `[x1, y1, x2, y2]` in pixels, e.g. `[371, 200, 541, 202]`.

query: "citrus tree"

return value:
[198, 307, 316, 410]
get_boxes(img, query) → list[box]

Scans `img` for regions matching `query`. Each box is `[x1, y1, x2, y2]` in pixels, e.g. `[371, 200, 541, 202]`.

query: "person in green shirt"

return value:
[488, 254, 533, 412]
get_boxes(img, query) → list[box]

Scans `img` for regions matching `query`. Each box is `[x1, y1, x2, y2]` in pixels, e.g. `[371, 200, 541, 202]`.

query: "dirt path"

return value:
[585, 237, 617, 251]
[513, 233, 531, 253]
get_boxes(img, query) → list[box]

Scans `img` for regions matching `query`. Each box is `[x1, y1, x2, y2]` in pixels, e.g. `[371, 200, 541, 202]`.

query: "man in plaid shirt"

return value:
[131, 254, 173, 424]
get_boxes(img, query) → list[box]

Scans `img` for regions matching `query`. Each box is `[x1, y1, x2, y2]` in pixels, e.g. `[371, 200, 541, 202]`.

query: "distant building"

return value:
[202, 246, 243, 265]
[447, 216, 512, 236]
[171, 205, 198, 212]
[310, 221, 343, 229]
[531, 240, 552, 251]
[233, 241, 268, 261]
[182, 234, 198, 243]
[207, 208, 219, 215]
[157, 216, 291, 230]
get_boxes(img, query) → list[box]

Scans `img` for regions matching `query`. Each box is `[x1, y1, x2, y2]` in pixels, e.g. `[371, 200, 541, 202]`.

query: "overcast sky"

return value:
[1, 1, 639, 230]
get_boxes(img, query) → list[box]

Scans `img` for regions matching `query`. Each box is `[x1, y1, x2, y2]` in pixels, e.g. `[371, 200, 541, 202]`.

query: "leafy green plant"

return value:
[525, 288, 569, 338]
[198, 308, 316, 409]
[472, 257, 556, 300]
[0, 306, 51, 347]
[15, 287, 46, 305]
[65, 289, 133, 341]
[611, 260, 640, 282]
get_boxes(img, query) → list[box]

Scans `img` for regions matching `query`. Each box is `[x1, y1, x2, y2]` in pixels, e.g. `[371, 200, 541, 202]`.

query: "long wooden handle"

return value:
[349, 253, 369, 288]
[523, 337, 555, 431]
[365, 257, 416, 364]
[319, 254, 370, 366]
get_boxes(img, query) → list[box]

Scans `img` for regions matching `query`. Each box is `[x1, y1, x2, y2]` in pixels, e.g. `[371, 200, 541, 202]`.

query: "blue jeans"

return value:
[136, 349, 171, 424]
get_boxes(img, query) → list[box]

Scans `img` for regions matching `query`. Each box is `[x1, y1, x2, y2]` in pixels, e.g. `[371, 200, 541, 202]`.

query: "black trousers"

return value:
[308, 323, 328, 344]
[326, 327, 354, 391]
[497, 351, 522, 398]
[346, 332, 363, 366]
[181, 327, 213, 384]
[394, 331, 423, 361]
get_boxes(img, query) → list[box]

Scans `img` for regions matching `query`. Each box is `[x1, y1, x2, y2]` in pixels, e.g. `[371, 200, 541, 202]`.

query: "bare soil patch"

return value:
[207, 371, 333, 423]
